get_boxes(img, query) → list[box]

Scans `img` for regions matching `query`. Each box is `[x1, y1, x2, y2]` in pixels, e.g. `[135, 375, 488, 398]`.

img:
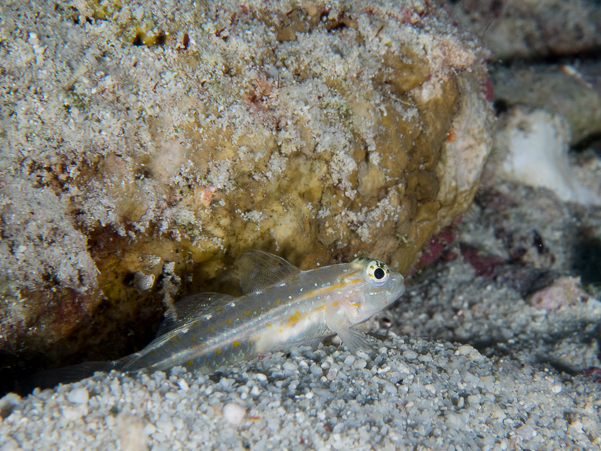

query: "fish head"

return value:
[346, 257, 405, 325]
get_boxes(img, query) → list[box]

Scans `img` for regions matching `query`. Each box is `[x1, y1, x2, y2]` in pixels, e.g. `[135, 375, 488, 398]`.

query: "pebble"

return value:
[467, 394, 480, 405]
[418, 353, 432, 363]
[250, 385, 260, 397]
[219, 378, 235, 389]
[133, 271, 155, 291]
[309, 364, 323, 376]
[255, 373, 267, 383]
[66, 388, 88, 404]
[516, 424, 536, 441]
[352, 358, 367, 370]
[455, 345, 474, 356]
[61, 406, 83, 421]
[223, 403, 246, 426]
[569, 420, 584, 434]
[403, 350, 418, 359]
[283, 362, 298, 373]
[156, 418, 174, 436]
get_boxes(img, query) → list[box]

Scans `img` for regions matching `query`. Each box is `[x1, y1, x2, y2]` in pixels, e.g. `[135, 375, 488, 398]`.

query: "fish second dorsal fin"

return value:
[237, 250, 301, 294]
[156, 293, 235, 337]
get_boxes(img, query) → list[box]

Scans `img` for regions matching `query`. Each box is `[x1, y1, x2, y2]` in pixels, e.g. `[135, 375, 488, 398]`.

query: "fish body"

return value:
[119, 251, 405, 375]
[23, 251, 405, 390]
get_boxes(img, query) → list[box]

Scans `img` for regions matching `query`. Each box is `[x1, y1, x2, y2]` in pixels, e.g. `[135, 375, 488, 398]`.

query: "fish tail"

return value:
[16, 360, 124, 394]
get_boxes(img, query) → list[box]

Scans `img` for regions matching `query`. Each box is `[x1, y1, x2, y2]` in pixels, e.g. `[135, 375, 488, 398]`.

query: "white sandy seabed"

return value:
[1, 334, 600, 451]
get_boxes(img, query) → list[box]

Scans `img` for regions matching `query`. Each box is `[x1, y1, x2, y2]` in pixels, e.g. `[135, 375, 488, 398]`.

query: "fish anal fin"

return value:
[157, 292, 235, 337]
[237, 250, 301, 294]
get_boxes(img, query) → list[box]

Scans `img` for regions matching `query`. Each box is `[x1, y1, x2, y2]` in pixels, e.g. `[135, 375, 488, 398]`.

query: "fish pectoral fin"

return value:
[308, 337, 323, 351]
[326, 308, 372, 356]
[337, 328, 373, 356]
[237, 250, 301, 294]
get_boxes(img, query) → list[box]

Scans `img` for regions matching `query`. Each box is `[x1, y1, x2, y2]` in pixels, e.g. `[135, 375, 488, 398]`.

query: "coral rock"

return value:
[0, 0, 493, 384]
[446, 0, 601, 61]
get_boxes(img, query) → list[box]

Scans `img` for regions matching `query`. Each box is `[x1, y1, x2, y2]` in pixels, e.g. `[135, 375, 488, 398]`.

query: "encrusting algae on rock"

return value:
[0, 0, 493, 387]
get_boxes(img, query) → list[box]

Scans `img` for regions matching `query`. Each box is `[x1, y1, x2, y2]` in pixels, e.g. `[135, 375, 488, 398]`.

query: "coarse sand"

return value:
[1, 332, 600, 450]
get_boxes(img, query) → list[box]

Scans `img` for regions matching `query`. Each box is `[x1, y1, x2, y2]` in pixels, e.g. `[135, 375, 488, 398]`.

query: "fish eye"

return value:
[365, 260, 389, 286]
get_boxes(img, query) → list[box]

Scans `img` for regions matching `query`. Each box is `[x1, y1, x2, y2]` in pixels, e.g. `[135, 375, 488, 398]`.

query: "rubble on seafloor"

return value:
[0, 0, 493, 388]
[1, 337, 601, 450]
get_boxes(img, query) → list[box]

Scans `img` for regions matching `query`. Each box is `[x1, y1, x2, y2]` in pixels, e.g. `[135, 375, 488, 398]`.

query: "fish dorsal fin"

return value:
[237, 250, 301, 294]
[156, 292, 235, 337]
